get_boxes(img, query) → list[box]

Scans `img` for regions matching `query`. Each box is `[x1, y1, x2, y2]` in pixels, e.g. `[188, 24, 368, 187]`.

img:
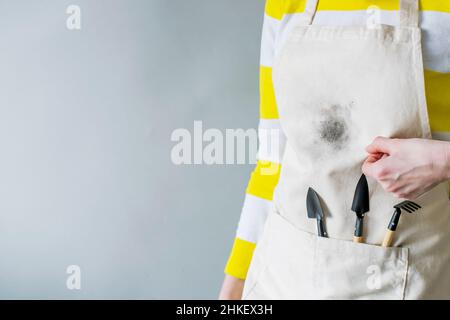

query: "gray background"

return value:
[0, 0, 263, 299]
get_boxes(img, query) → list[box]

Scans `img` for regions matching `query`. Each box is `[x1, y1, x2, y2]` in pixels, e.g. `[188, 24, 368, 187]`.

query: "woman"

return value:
[220, 0, 450, 300]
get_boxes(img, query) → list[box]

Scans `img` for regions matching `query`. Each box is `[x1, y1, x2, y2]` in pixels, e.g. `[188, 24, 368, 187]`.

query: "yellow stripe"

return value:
[246, 160, 281, 201]
[318, 0, 398, 11]
[265, 0, 450, 20]
[425, 70, 450, 133]
[260, 66, 279, 119]
[224, 237, 256, 280]
[265, 0, 306, 20]
[265, 0, 282, 20]
[421, 0, 450, 13]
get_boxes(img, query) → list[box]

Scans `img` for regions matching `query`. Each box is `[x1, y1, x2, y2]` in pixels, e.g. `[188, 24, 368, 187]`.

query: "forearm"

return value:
[219, 275, 245, 300]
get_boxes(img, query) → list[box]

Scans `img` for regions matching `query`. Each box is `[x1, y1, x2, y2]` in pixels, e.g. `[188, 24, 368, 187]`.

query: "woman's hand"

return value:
[362, 137, 450, 200]
[218, 275, 245, 300]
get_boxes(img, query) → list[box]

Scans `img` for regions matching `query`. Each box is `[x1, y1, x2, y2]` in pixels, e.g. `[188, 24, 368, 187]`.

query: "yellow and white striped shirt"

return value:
[225, 0, 450, 280]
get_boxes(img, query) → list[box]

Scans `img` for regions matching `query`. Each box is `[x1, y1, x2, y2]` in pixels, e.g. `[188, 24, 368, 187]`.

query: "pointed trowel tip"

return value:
[307, 187, 317, 203]
[306, 187, 322, 219]
[358, 174, 368, 186]
[351, 174, 370, 214]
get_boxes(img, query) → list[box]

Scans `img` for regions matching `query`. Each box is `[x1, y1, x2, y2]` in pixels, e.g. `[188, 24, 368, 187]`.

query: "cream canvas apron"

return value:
[243, 0, 450, 300]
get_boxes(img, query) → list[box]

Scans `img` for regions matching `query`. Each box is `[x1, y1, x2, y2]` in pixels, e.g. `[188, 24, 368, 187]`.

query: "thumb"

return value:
[362, 158, 379, 178]
[366, 136, 394, 155]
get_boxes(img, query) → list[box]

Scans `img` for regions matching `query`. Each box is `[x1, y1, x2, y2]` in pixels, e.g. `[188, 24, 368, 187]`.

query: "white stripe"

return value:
[312, 10, 398, 26]
[260, 14, 280, 67]
[257, 119, 287, 164]
[264, 10, 450, 72]
[236, 194, 273, 243]
[432, 131, 450, 141]
[258, 118, 283, 130]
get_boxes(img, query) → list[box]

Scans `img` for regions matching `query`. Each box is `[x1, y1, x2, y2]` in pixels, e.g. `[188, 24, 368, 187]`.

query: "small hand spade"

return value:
[306, 187, 328, 237]
[351, 174, 370, 243]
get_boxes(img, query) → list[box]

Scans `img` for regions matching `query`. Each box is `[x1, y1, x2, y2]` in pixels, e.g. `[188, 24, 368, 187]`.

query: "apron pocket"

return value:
[314, 234, 409, 300]
[245, 209, 409, 300]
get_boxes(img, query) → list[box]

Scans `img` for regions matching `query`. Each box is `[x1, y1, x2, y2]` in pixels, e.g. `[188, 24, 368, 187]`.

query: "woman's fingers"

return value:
[365, 152, 385, 163]
[362, 151, 389, 178]
[362, 138, 448, 199]
[365, 136, 394, 155]
[362, 157, 382, 178]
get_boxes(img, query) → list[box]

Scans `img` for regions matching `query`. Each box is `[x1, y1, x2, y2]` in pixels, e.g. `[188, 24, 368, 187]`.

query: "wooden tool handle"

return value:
[382, 230, 395, 247]
[353, 236, 364, 243]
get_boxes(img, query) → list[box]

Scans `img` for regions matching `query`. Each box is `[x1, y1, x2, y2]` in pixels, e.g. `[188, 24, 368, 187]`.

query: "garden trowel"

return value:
[306, 187, 328, 237]
[351, 174, 370, 243]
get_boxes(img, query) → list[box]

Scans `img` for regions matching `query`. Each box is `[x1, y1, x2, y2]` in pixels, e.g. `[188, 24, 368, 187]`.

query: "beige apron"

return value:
[243, 0, 450, 300]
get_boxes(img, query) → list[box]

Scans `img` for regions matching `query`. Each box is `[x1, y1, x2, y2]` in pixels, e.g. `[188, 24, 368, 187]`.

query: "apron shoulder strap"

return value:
[298, 0, 319, 26]
[400, 0, 419, 27]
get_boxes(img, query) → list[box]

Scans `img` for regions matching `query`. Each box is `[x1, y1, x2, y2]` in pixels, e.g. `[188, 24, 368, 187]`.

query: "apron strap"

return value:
[400, 0, 419, 27]
[298, 0, 319, 26]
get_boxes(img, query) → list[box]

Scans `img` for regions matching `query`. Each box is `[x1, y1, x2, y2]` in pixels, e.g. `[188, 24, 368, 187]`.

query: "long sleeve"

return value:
[224, 0, 287, 280]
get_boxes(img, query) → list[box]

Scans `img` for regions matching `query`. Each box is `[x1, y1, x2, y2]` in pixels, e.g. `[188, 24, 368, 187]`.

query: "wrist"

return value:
[430, 140, 450, 183]
[445, 142, 450, 181]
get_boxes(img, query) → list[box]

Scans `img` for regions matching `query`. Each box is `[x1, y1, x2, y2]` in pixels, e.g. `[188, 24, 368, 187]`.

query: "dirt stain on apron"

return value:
[317, 103, 353, 150]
